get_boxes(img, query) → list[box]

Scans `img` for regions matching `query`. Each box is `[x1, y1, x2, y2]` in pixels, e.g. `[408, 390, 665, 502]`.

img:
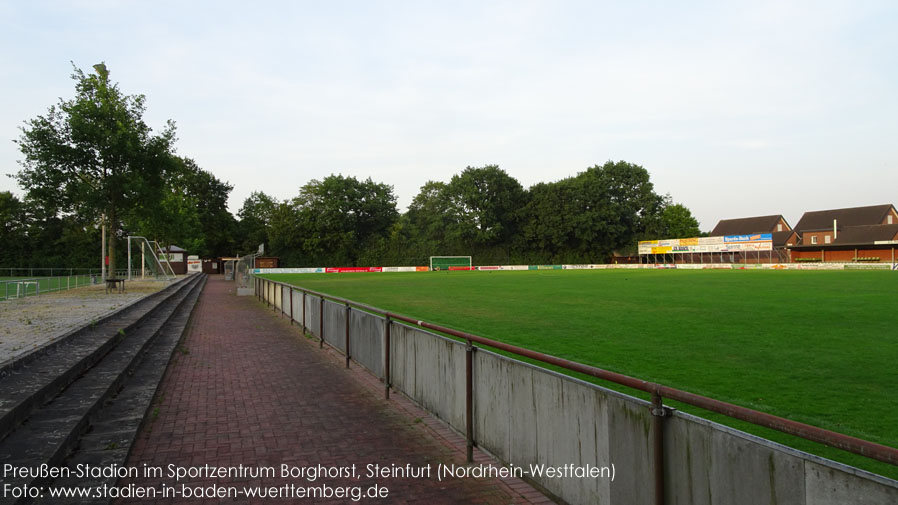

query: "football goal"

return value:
[126, 236, 176, 280]
[429, 256, 473, 271]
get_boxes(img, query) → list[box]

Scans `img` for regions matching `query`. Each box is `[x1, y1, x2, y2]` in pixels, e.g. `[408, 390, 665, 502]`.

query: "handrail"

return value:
[257, 276, 898, 468]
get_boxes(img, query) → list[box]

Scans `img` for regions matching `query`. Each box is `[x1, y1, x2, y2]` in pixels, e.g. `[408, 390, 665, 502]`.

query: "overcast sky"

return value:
[1, 0, 896, 231]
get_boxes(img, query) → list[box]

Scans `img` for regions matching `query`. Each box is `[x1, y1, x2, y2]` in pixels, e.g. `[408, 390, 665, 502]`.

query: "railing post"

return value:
[651, 389, 668, 505]
[345, 304, 351, 368]
[384, 316, 391, 400]
[266, 280, 270, 307]
[289, 286, 293, 324]
[301, 291, 306, 334]
[465, 339, 475, 463]
[319, 296, 325, 349]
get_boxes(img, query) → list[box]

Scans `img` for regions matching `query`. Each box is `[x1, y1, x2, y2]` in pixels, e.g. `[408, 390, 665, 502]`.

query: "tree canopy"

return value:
[10, 63, 238, 271]
[15, 63, 176, 274]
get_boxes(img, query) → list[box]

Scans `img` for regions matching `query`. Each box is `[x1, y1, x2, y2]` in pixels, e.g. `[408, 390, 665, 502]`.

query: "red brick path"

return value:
[118, 277, 554, 504]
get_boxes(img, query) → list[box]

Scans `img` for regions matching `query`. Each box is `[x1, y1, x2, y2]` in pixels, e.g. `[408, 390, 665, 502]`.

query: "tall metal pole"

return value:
[127, 236, 132, 281]
[101, 216, 106, 281]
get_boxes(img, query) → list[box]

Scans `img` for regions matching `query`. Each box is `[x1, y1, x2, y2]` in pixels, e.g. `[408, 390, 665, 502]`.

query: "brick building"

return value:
[789, 205, 898, 263]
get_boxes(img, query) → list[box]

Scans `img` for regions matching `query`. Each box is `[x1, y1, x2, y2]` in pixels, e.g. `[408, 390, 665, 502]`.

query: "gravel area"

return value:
[0, 280, 169, 365]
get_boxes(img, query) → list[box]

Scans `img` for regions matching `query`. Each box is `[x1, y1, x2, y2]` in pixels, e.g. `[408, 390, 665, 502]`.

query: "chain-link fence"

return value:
[235, 253, 256, 289]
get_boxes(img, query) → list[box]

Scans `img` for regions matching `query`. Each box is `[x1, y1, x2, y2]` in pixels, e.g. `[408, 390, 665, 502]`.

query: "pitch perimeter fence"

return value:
[254, 276, 898, 505]
[0, 267, 135, 301]
[0, 274, 106, 301]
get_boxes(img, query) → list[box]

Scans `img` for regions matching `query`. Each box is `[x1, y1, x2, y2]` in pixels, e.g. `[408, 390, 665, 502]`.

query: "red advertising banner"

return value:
[325, 267, 383, 273]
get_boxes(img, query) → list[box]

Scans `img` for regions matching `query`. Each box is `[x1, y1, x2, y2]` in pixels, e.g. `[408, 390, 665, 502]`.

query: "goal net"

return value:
[429, 256, 473, 271]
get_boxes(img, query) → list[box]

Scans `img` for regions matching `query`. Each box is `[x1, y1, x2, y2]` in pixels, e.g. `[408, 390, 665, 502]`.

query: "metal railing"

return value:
[0, 274, 103, 301]
[254, 275, 898, 505]
[0, 268, 108, 277]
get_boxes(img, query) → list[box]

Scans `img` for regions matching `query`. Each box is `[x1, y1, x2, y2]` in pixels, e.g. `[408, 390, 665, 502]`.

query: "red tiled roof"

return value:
[793, 205, 896, 232]
[710, 215, 788, 236]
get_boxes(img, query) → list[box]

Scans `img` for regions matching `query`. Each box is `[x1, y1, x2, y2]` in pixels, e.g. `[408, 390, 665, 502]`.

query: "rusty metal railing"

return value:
[254, 276, 898, 505]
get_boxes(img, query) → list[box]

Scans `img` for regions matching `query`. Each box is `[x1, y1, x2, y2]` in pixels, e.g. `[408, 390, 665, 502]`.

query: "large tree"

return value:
[523, 160, 665, 261]
[406, 181, 455, 252]
[269, 175, 399, 266]
[446, 165, 527, 253]
[647, 199, 701, 240]
[572, 160, 664, 257]
[0, 192, 27, 267]
[236, 191, 279, 255]
[150, 156, 236, 257]
[15, 63, 175, 277]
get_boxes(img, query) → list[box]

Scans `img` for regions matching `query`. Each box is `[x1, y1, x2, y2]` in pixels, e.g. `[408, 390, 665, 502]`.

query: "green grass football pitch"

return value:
[262, 269, 898, 478]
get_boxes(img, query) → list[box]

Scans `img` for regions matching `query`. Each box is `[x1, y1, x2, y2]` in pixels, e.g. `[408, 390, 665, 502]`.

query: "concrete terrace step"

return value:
[41, 276, 206, 505]
[0, 277, 196, 443]
[0, 275, 204, 504]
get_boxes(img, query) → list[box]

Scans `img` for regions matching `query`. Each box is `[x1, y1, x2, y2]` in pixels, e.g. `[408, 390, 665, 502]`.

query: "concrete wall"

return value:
[390, 323, 466, 431]
[350, 310, 384, 377]
[304, 294, 322, 339]
[290, 289, 304, 325]
[259, 281, 898, 505]
[322, 299, 346, 352]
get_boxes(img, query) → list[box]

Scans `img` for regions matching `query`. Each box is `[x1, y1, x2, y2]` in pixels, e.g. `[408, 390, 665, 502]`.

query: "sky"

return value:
[1, 0, 896, 231]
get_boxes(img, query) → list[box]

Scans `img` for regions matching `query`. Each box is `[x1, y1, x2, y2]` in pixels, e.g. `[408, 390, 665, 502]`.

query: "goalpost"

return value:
[429, 256, 473, 271]
[126, 236, 176, 280]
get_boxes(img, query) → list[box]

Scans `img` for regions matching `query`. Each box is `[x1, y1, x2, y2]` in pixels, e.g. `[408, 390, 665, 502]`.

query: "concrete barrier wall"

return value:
[260, 282, 898, 505]
[290, 289, 304, 325]
[323, 299, 346, 352]
[472, 348, 898, 505]
[304, 295, 322, 339]
[390, 323, 466, 431]
[663, 410, 898, 505]
[350, 310, 384, 377]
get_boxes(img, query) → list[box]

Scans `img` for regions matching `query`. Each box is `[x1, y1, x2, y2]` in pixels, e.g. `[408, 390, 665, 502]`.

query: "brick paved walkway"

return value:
[118, 277, 553, 504]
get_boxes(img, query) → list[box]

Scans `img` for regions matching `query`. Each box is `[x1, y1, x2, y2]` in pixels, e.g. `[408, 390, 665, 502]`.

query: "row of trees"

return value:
[3, 64, 700, 270]
[240, 162, 700, 267]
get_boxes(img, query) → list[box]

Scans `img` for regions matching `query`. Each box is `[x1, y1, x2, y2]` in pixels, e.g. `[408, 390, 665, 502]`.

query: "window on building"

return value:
[889, 215, 894, 224]
[825, 235, 831, 244]
[811, 236, 818, 244]
[777, 223, 783, 231]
